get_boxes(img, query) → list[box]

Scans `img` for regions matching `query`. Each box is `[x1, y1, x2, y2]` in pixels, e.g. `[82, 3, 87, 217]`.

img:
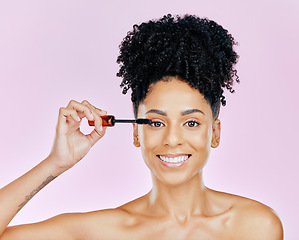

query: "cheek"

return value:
[187, 126, 212, 151]
[139, 130, 162, 172]
[140, 128, 162, 151]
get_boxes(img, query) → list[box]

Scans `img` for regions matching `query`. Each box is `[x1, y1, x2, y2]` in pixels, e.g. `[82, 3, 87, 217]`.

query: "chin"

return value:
[152, 169, 203, 187]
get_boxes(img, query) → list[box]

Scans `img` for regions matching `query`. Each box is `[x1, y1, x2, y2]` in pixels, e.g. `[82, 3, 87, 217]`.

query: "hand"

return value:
[48, 100, 107, 170]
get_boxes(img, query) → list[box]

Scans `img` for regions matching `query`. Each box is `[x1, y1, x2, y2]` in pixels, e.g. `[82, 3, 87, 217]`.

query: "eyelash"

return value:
[184, 120, 200, 128]
[150, 120, 200, 128]
[150, 121, 165, 128]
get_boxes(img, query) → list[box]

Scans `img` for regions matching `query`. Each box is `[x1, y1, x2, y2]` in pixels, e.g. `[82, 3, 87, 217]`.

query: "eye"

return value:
[184, 120, 199, 128]
[150, 121, 165, 128]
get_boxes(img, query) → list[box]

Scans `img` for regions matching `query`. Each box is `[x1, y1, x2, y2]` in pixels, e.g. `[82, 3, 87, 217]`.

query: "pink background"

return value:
[0, 0, 298, 238]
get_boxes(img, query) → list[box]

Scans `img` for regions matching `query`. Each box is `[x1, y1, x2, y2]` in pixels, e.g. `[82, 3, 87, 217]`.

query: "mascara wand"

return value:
[88, 115, 152, 127]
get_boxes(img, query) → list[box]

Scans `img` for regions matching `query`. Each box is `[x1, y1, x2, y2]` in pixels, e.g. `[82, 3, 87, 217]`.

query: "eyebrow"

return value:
[181, 109, 205, 116]
[145, 109, 167, 116]
[145, 109, 205, 116]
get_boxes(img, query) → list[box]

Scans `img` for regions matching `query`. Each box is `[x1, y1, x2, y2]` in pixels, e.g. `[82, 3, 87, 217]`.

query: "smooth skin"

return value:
[0, 78, 283, 239]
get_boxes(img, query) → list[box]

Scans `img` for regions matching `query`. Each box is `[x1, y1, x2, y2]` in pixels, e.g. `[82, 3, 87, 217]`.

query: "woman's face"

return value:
[134, 78, 221, 185]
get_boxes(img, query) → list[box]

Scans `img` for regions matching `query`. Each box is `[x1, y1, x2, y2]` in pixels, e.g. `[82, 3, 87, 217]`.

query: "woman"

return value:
[0, 14, 283, 239]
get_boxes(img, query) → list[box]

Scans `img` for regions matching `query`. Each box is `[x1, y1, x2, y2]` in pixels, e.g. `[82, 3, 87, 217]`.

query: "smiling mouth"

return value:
[157, 154, 191, 163]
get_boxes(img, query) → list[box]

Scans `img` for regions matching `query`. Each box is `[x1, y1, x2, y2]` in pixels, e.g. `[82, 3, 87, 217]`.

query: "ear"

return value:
[132, 123, 140, 147]
[211, 119, 221, 148]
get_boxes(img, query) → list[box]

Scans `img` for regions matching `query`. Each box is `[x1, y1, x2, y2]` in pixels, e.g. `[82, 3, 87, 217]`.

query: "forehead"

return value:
[138, 78, 213, 118]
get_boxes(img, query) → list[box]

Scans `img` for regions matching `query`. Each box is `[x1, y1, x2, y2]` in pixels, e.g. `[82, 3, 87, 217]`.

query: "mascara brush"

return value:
[88, 115, 152, 127]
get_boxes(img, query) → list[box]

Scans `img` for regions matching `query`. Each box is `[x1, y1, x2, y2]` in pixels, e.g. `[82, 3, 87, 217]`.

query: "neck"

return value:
[148, 172, 209, 222]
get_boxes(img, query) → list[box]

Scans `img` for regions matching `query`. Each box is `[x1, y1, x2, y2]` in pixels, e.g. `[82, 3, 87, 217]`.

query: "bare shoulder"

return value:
[54, 197, 146, 239]
[71, 207, 137, 238]
[223, 192, 284, 240]
[1, 208, 132, 240]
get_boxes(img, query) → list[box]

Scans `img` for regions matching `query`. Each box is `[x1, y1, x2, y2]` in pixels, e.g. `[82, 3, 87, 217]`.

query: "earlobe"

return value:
[133, 123, 140, 148]
[211, 119, 221, 148]
[134, 136, 141, 147]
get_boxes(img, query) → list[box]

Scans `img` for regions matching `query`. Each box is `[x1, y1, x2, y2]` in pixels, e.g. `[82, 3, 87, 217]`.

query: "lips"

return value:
[157, 154, 191, 168]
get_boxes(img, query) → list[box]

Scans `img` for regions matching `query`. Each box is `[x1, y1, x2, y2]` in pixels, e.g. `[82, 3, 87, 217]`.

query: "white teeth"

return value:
[159, 155, 189, 163]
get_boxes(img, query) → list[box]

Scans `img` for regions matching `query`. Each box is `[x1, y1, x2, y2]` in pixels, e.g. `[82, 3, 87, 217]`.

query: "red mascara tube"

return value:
[88, 115, 152, 127]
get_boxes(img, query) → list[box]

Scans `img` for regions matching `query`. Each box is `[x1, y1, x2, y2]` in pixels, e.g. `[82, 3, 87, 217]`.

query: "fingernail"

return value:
[77, 116, 81, 122]
[91, 113, 94, 120]
[99, 125, 103, 132]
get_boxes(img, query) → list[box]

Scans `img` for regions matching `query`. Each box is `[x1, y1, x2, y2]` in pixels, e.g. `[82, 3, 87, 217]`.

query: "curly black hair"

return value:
[117, 14, 239, 119]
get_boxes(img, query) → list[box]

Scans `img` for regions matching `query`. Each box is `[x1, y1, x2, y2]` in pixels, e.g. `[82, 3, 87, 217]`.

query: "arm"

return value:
[1, 212, 96, 240]
[0, 100, 107, 239]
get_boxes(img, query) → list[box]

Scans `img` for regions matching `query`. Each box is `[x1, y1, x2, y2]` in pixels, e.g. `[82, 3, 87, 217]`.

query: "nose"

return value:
[162, 123, 183, 147]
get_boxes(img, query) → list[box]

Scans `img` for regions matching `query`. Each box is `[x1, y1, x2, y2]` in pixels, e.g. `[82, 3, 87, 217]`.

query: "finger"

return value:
[88, 126, 107, 146]
[57, 107, 81, 134]
[81, 100, 107, 116]
[83, 102, 107, 146]
[64, 110, 81, 123]
[82, 100, 95, 109]
[96, 108, 108, 116]
[67, 100, 94, 121]
[81, 100, 107, 134]
[58, 107, 81, 124]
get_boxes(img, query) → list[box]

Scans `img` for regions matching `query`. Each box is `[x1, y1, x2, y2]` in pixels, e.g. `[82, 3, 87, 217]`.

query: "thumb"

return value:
[88, 126, 107, 146]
